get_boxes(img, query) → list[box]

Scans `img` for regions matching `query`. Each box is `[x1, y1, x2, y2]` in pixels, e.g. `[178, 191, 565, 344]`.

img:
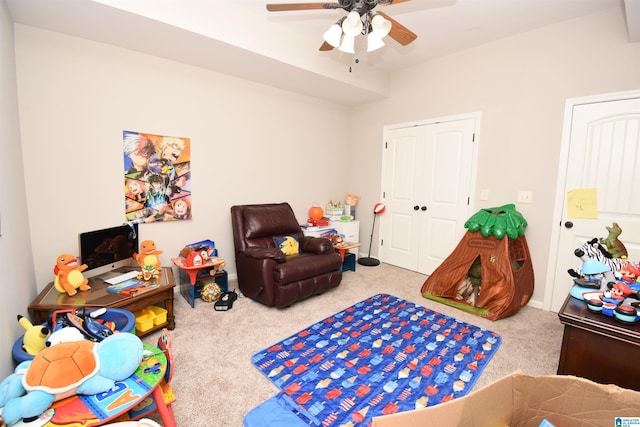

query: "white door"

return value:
[548, 94, 640, 312]
[380, 117, 477, 274]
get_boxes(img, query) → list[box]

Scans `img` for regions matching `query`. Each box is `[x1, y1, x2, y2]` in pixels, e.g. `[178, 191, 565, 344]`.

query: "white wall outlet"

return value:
[518, 190, 533, 203]
[480, 189, 489, 201]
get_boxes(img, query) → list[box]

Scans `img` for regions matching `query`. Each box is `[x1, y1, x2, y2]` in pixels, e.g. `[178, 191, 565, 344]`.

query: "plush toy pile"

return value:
[568, 223, 640, 324]
[0, 333, 143, 426]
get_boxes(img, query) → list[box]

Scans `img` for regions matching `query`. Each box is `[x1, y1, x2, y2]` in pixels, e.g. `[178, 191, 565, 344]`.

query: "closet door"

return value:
[380, 125, 425, 271]
[380, 117, 476, 274]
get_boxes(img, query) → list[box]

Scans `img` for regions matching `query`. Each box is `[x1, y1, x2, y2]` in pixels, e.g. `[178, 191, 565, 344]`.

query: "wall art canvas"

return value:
[123, 130, 191, 223]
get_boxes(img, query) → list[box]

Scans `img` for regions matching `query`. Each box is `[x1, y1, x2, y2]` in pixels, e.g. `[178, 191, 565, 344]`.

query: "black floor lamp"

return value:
[358, 203, 386, 267]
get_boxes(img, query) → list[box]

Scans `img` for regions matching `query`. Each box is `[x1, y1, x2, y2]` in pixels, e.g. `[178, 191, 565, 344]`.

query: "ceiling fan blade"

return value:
[378, 11, 417, 46]
[266, 3, 340, 12]
[319, 41, 335, 51]
[378, 0, 412, 5]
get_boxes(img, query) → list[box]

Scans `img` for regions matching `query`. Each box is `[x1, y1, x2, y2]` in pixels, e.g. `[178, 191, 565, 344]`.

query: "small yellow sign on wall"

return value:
[566, 188, 598, 218]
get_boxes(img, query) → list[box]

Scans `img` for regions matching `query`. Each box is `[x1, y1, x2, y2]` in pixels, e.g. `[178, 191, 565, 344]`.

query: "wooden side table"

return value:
[28, 267, 175, 337]
[557, 294, 640, 391]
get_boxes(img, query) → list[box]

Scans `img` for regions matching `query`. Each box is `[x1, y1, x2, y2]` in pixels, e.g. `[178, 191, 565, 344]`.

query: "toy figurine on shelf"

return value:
[53, 254, 90, 296]
[603, 281, 633, 304]
[183, 245, 213, 267]
[568, 238, 626, 280]
[139, 264, 158, 281]
[599, 222, 628, 259]
[618, 259, 640, 285]
[345, 192, 360, 219]
[572, 259, 613, 289]
[134, 240, 163, 279]
[585, 281, 640, 324]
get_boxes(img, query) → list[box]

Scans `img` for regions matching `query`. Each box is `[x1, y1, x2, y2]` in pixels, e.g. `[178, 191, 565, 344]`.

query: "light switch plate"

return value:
[518, 191, 533, 203]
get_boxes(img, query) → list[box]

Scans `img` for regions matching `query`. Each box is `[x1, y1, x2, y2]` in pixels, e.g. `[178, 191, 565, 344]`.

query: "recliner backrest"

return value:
[231, 203, 303, 253]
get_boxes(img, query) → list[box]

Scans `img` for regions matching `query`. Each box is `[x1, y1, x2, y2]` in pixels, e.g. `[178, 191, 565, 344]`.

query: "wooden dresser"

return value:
[557, 294, 640, 391]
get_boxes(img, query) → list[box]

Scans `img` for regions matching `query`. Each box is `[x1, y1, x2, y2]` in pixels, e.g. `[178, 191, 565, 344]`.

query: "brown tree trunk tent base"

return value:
[421, 205, 534, 321]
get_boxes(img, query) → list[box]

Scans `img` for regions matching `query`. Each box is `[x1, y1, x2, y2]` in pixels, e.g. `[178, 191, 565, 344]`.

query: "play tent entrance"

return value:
[421, 205, 534, 320]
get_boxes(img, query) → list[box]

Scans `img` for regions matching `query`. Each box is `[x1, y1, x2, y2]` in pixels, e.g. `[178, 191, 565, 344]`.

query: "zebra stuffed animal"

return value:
[567, 238, 625, 281]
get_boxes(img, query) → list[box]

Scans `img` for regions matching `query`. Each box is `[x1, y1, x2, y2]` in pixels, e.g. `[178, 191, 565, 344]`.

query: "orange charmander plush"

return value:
[53, 254, 90, 296]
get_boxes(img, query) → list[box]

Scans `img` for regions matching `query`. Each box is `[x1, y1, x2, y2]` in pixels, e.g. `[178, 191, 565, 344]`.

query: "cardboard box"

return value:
[371, 371, 640, 427]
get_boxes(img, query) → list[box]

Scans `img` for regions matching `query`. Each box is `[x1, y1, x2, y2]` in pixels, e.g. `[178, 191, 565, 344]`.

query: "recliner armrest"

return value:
[243, 247, 286, 263]
[300, 236, 335, 255]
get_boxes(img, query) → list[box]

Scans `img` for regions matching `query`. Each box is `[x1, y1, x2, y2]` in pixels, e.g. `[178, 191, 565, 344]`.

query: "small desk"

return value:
[28, 267, 175, 337]
[171, 257, 228, 307]
[557, 294, 640, 391]
[334, 243, 360, 272]
[32, 343, 175, 427]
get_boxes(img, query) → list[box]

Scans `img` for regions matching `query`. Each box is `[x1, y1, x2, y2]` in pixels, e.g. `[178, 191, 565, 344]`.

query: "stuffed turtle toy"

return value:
[0, 332, 143, 426]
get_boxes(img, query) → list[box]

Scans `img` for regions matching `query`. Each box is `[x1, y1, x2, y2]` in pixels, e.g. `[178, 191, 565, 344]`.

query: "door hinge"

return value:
[382, 191, 386, 199]
[380, 239, 384, 247]
[472, 133, 476, 142]
[385, 141, 388, 149]
[467, 196, 470, 205]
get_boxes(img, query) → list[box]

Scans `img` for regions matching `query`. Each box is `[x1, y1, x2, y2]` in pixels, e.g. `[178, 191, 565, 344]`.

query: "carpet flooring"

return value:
[140, 262, 563, 426]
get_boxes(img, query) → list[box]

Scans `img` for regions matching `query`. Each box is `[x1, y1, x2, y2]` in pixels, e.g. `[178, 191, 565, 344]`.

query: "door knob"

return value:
[564, 221, 573, 229]
[413, 205, 419, 211]
[421, 206, 427, 211]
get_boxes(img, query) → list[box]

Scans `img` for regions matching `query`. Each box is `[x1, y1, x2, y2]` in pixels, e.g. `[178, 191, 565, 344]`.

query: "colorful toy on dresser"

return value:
[567, 223, 640, 324]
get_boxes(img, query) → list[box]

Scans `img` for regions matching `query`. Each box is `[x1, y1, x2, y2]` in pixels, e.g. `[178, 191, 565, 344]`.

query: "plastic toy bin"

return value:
[12, 308, 136, 363]
[134, 305, 167, 332]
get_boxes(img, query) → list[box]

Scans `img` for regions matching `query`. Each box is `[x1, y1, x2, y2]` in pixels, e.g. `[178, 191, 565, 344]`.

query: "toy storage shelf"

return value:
[342, 252, 356, 272]
[172, 259, 228, 308]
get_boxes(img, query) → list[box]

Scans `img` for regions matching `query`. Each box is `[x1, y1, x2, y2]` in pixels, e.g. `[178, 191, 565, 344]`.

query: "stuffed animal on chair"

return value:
[0, 333, 143, 426]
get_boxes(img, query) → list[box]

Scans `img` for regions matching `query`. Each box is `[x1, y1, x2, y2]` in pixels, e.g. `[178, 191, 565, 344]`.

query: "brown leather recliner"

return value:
[230, 203, 342, 308]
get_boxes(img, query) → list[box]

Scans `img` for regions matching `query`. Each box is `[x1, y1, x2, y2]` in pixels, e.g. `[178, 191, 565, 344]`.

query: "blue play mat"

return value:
[245, 293, 501, 427]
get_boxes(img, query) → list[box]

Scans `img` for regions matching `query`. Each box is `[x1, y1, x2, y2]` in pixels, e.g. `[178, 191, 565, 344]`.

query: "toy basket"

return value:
[12, 308, 136, 363]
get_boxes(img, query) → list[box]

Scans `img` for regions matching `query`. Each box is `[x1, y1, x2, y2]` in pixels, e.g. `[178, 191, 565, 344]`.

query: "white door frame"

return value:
[379, 112, 481, 269]
[543, 89, 640, 311]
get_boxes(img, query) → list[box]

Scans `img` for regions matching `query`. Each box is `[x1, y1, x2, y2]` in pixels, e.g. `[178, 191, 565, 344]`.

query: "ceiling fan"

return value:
[266, 0, 417, 52]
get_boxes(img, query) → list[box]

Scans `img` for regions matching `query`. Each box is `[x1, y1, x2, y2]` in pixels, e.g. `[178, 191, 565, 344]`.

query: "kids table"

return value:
[334, 242, 361, 272]
[171, 257, 228, 307]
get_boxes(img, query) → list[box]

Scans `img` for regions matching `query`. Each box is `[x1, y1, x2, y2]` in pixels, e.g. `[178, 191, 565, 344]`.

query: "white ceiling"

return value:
[6, 0, 638, 106]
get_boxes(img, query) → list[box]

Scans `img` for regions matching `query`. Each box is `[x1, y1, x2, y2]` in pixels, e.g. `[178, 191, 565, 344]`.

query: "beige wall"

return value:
[349, 7, 640, 308]
[0, 1, 37, 378]
[3, 3, 640, 379]
[14, 24, 352, 292]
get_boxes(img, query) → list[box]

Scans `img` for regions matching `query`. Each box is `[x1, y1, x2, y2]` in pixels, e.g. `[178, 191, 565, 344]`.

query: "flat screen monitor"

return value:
[79, 224, 139, 279]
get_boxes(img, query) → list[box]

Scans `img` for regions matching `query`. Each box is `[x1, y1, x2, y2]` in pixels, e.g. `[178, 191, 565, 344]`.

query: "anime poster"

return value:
[123, 130, 192, 223]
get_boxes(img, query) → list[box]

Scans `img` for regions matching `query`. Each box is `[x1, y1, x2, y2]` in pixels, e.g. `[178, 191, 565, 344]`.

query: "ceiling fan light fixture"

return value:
[367, 32, 385, 52]
[338, 34, 355, 53]
[370, 13, 391, 38]
[342, 11, 363, 37]
[323, 23, 343, 48]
